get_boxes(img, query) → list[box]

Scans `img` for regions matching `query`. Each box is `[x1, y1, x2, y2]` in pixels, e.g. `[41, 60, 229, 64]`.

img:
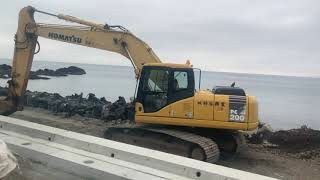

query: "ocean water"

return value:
[0, 59, 319, 130]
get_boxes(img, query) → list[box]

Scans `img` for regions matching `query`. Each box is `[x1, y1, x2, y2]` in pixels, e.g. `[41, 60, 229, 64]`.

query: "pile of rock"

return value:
[0, 64, 86, 80]
[267, 125, 320, 153]
[247, 123, 320, 159]
[24, 90, 134, 121]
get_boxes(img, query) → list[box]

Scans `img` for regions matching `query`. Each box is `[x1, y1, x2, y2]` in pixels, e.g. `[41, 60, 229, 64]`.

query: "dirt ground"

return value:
[6, 107, 320, 180]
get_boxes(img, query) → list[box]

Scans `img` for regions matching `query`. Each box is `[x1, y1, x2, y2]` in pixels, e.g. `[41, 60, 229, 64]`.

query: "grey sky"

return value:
[1, 0, 319, 77]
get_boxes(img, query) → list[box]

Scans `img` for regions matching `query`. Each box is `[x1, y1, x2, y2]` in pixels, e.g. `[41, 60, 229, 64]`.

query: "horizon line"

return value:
[0, 58, 318, 79]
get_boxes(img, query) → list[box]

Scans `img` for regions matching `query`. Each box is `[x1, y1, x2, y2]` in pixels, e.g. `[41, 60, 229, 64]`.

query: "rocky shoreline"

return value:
[23, 90, 134, 121]
[0, 64, 86, 80]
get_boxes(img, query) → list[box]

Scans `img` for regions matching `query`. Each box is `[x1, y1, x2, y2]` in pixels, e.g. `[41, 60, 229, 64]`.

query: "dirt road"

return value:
[7, 107, 320, 180]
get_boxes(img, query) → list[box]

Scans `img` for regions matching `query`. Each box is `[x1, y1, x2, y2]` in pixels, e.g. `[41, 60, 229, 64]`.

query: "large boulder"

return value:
[101, 96, 127, 120]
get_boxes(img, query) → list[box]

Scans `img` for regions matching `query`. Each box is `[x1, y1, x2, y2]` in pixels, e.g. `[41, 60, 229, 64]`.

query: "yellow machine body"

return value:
[135, 91, 258, 131]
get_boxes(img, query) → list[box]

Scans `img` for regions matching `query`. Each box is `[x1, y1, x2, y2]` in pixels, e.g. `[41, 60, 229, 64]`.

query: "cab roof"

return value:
[143, 63, 192, 69]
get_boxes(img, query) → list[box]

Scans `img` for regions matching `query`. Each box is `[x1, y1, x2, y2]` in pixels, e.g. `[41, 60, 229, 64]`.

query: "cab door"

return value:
[136, 67, 170, 116]
[168, 69, 195, 119]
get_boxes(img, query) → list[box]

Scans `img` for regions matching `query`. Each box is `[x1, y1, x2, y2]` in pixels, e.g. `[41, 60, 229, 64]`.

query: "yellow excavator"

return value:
[0, 6, 258, 163]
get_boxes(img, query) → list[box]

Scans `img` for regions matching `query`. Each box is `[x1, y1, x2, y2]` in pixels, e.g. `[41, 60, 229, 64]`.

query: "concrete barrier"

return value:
[0, 116, 277, 180]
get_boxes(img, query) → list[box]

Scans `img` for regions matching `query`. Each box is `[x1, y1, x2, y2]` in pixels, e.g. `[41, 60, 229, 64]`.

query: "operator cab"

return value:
[136, 64, 195, 113]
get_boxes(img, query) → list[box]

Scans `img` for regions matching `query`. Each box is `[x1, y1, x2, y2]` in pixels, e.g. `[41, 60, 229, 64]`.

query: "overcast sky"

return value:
[1, 0, 319, 77]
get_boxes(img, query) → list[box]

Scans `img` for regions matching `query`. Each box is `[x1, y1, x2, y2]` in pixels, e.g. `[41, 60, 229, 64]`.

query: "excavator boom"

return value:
[0, 6, 161, 115]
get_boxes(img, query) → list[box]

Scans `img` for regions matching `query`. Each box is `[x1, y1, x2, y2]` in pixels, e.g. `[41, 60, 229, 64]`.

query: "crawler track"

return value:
[104, 126, 220, 163]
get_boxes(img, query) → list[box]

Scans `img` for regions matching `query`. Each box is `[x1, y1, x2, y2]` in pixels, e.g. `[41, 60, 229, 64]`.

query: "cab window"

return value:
[142, 69, 169, 112]
[143, 69, 169, 92]
[168, 69, 194, 104]
[173, 71, 188, 91]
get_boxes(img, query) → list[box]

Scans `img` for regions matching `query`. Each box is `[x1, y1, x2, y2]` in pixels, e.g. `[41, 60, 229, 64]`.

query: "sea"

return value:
[0, 59, 319, 130]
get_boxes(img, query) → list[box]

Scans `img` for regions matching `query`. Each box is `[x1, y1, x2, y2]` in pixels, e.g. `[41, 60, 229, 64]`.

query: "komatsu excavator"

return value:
[0, 6, 258, 163]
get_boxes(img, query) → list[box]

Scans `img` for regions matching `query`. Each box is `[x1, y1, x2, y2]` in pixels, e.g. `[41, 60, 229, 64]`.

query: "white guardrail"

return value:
[0, 116, 278, 180]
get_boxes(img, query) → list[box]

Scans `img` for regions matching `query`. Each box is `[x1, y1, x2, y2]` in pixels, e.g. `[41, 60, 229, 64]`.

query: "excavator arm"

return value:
[0, 6, 161, 115]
